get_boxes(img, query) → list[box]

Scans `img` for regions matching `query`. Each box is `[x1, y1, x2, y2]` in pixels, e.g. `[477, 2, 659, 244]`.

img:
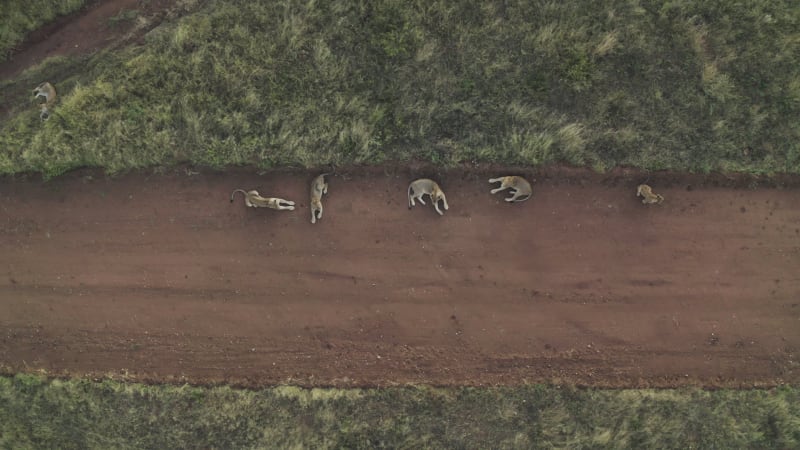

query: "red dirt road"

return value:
[0, 168, 798, 388]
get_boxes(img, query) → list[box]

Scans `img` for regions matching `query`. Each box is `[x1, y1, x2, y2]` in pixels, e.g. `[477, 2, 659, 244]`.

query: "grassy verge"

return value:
[0, 0, 89, 61]
[1, 0, 799, 177]
[1, 374, 799, 449]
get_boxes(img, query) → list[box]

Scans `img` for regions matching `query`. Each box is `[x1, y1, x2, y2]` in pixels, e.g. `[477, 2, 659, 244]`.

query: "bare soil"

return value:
[0, 167, 798, 388]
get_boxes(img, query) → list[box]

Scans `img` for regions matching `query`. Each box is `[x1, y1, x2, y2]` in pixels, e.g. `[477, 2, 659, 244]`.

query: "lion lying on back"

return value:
[230, 189, 295, 210]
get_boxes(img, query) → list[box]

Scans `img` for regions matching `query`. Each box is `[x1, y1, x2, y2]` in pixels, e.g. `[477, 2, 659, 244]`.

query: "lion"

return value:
[309, 172, 330, 224]
[636, 184, 664, 204]
[408, 178, 449, 216]
[230, 189, 295, 210]
[488, 176, 533, 202]
[33, 82, 57, 121]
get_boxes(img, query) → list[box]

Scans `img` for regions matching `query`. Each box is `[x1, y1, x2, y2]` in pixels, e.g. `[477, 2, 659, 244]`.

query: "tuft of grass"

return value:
[1, 0, 800, 176]
[108, 9, 140, 28]
[0, 375, 799, 449]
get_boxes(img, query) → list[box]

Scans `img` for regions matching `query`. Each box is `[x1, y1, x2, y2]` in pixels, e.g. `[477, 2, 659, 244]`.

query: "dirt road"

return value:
[3, 1, 797, 389]
[0, 167, 798, 387]
[0, 0, 176, 81]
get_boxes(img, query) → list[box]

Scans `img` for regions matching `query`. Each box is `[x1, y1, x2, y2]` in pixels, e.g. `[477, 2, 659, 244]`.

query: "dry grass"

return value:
[1, 0, 799, 177]
[1, 375, 799, 449]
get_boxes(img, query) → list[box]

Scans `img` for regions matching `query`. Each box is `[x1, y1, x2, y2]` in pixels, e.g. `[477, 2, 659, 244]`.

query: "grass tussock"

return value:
[0, 0, 89, 61]
[1, 375, 799, 449]
[1, 0, 800, 177]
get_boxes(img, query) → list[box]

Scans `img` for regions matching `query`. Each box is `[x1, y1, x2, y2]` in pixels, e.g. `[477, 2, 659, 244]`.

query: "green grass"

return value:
[0, 0, 89, 61]
[107, 9, 140, 28]
[1, 375, 798, 449]
[1, 0, 800, 177]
